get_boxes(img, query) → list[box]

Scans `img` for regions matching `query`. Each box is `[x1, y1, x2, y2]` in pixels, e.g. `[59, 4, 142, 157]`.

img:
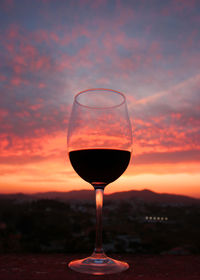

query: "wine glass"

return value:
[67, 88, 132, 275]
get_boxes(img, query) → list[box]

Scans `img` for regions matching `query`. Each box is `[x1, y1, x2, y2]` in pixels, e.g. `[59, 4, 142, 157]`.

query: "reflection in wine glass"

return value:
[67, 89, 132, 275]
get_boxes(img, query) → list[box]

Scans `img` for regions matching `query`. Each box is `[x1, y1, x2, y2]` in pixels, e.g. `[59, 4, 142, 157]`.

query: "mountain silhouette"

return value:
[0, 189, 199, 205]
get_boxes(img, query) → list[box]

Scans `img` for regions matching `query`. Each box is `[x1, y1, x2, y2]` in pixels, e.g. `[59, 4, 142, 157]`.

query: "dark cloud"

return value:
[0, 0, 199, 163]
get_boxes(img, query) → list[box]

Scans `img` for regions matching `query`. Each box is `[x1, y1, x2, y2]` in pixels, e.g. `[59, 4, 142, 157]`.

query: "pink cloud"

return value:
[7, 24, 19, 39]
[10, 77, 22, 86]
[161, 0, 197, 15]
[2, 0, 14, 11]
[0, 75, 6, 82]
[0, 109, 8, 119]
[38, 83, 46, 89]
[0, 1, 199, 171]
[134, 149, 200, 165]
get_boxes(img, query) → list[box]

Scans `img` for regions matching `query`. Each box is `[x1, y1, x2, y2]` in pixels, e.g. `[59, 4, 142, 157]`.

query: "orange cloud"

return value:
[0, 0, 199, 199]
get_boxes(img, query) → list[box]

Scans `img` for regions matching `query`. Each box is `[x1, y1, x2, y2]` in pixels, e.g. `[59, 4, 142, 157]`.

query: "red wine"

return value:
[69, 149, 131, 186]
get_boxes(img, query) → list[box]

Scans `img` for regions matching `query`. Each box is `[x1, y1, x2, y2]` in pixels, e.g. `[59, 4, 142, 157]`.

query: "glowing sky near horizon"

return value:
[0, 0, 200, 198]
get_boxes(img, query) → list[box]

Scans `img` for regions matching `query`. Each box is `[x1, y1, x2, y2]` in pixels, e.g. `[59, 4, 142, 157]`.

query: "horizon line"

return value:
[0, 188, 199, 200]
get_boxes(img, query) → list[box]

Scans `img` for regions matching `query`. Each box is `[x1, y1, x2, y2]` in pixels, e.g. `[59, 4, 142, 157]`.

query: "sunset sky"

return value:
[0, 0, 200, 198]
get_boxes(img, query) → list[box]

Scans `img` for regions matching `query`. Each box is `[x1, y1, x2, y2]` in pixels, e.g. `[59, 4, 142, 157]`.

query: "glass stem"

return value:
[94, 188, 104, 254]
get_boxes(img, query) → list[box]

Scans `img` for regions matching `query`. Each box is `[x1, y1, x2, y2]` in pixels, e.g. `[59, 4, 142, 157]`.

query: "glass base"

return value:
[68, 252, 129, 275]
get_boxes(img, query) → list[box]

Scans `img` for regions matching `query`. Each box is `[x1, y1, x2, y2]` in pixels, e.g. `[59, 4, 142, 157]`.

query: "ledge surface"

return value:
[0, 254, 200, 280]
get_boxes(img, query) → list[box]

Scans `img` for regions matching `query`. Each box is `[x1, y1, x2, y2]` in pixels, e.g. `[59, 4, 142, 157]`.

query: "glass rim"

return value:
[74, 88, 126, 109]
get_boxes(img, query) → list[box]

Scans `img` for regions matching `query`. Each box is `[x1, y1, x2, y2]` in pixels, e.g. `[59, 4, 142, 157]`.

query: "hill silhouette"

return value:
[0, 189, 199, 205]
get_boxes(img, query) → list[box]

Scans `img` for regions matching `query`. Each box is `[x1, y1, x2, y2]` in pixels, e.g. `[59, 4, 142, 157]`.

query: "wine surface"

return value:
[69, 149, 131, 186]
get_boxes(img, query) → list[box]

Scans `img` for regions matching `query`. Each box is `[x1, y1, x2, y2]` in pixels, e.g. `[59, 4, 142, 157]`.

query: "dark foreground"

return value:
[0, 254, 199, 280]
